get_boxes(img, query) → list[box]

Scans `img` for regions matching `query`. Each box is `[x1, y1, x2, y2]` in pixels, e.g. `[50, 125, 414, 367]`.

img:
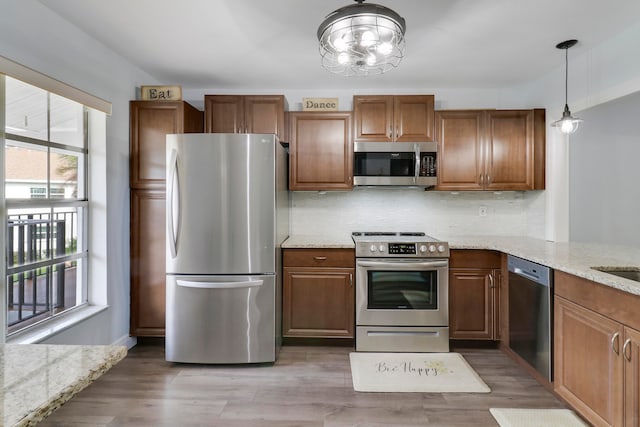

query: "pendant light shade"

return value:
[552, 39, 583, 134]
[317, 0, 406, 77]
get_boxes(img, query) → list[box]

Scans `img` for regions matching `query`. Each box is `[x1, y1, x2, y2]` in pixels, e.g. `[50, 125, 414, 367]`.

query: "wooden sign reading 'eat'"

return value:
[140, 85, 182, 101]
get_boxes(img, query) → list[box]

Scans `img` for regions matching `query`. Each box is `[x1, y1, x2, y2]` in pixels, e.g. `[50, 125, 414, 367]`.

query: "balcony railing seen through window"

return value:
[6, 210, 83, 331]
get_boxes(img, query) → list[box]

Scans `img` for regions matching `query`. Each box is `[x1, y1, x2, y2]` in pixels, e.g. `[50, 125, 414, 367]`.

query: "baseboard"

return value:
[113, 334, 137, 349]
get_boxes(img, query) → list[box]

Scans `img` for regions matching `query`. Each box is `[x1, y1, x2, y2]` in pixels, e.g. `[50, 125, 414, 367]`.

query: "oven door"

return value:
[355, 258, 449, 327]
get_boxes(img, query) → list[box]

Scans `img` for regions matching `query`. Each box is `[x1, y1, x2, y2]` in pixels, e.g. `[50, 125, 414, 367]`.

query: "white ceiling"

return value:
[40, 0, 640, 91]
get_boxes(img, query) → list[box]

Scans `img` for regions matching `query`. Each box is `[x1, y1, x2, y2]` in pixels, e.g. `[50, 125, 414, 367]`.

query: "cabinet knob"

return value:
[313, 256, 327, 261]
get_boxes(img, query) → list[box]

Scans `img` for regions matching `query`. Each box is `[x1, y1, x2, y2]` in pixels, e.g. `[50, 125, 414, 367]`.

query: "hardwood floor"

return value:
[40, 340, 569, 426]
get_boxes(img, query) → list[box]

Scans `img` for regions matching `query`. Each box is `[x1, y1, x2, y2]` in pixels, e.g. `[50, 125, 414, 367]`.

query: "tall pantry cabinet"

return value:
[129, 101, 203, 336]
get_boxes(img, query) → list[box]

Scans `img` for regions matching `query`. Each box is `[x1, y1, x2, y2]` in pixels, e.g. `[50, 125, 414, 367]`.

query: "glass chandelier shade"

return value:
[551, 39, 583, 134]
[317, 1, 406, 77]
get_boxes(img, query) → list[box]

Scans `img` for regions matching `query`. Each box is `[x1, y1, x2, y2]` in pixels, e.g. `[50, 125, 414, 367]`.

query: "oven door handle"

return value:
[356, 260, 449, 269]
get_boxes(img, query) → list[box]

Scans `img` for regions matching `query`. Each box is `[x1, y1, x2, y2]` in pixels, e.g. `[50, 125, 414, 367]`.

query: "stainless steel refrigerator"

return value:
[165, 133, 289, 364]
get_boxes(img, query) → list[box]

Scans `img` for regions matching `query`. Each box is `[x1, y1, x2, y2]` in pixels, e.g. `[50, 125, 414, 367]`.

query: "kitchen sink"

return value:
[591, 267, 640, 282]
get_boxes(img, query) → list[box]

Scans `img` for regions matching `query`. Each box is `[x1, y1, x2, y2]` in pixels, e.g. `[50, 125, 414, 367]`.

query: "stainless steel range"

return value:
[352, 232, 450, 352]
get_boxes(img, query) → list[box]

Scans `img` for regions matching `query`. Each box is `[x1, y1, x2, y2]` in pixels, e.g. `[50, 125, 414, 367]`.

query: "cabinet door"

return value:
[289, 112, 353, 191]
[130, 101, 185, 189]
[244, 95, 285, 141]
[485, 110, 535, 191]
[204, 95, 244, 133]
[449, 269, 493, 339]
[435, 110, 484, 191]
[130, 190, 166, 336]
[282, 267, 354, 338]
[394, 95, 435, 142]
[353, 95, 394, 142]
[625, 326, 640, 427]
[555, 296, 624, 427]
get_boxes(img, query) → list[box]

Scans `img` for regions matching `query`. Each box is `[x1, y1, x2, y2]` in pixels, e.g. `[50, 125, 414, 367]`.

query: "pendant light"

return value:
[317, 0, 406, 77]
[552, 39, 583, 134]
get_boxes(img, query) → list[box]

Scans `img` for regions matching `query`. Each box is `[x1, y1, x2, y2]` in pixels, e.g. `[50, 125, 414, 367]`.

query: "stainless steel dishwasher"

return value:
[508, 255, 553, 381]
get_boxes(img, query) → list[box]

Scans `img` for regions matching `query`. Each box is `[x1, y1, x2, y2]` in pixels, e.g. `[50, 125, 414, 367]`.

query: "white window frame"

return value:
[0, 55, 111, 343]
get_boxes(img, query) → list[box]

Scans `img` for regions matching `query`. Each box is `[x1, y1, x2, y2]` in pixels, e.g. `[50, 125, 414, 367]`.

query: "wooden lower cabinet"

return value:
[555, 296, 624, 426]
[624, 327, 640, 427]
[554, 270, 640, 426]
[449, 250, 501, 340]
[130, 190, 166, 336]
[282, 249, 354, 339]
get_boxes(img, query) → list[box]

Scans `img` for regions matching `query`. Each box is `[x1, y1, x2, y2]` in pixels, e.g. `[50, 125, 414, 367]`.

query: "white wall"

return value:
[569, 90, 640, 246]
[502, 22, 640, 242]
[0, 0, 160, 345]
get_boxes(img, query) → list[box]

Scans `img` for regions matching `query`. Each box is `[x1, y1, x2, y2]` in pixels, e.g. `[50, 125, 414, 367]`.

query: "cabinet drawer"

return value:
[450, 249, 501, 269]
[283, 249, 354, 268]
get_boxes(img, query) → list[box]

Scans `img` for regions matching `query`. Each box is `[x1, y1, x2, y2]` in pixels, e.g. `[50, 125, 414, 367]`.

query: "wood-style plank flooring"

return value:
[40, 340, 570, 426]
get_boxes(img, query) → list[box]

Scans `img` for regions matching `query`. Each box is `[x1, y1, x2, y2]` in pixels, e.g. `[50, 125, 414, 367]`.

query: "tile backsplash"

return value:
[290, 189, 545, 239]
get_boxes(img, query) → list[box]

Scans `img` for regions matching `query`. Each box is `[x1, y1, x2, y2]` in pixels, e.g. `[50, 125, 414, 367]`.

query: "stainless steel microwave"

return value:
[353, 141, 437, 187]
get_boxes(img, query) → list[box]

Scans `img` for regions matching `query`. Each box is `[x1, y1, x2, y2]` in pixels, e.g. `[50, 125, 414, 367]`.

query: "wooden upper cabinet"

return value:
[394, 95, 435, 142]
[435, 109, 545, 191]
[289, 111, 353, 191]
[353, 96, 394, 142]
[204, 95, 287, 141]
[435, 110, 485, 191]
[485, 110, 542, 191]
[204, 95, 243, 134]
[129, 101, 203, 190]
[353, 95, 435, 143]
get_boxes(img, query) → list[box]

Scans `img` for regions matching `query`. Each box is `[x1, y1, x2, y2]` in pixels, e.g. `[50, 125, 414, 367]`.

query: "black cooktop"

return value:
[351, 232, 426, 237]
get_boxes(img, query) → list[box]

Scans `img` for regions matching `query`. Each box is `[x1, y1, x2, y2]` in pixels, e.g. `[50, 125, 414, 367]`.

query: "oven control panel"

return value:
[356, 241, 450, 258]
[388, 243, 416, 255]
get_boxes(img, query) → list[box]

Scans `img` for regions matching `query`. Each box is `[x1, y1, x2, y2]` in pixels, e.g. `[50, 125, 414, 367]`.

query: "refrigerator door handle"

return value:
[168, 148, 180, 258]
[176, 279, 264, 289]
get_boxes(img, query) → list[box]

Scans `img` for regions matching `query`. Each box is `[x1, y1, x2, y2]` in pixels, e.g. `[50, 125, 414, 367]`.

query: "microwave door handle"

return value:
[414, 143, 420, 184]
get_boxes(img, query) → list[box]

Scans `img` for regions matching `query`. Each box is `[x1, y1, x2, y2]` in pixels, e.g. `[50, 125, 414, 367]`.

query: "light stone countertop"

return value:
[282, 234, 355, 249]
[282, 234, 640, 296]
[1, 344, 127, 426]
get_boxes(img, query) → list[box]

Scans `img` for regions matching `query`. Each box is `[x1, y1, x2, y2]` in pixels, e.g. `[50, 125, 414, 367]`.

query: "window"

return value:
[3, 76, 88, 334]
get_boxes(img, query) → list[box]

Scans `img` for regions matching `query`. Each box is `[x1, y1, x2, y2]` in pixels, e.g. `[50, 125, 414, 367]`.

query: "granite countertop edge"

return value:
[282, 234, 640, 297]
[12, 344, 128, 427]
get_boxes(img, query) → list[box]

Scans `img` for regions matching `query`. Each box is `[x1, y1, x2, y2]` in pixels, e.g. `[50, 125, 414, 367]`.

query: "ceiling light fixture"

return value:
[317, 0, 406, 77]
[552, 39, 583, 134]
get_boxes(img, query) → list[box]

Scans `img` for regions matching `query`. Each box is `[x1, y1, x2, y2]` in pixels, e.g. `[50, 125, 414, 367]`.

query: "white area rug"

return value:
[490, 408, 588, 427]
[349, 352, 490, 393]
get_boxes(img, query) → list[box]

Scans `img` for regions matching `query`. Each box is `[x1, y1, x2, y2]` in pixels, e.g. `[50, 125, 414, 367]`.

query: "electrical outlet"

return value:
[479, 206, 487, 217]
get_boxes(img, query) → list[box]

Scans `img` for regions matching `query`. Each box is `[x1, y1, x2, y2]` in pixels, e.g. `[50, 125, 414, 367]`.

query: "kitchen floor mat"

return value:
[489, 408, 588, 427]
[349, 352, 490, 393]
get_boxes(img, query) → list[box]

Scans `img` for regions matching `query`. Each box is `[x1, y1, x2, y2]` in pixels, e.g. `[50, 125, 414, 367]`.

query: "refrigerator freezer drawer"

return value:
[166, 274, 276, 364]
